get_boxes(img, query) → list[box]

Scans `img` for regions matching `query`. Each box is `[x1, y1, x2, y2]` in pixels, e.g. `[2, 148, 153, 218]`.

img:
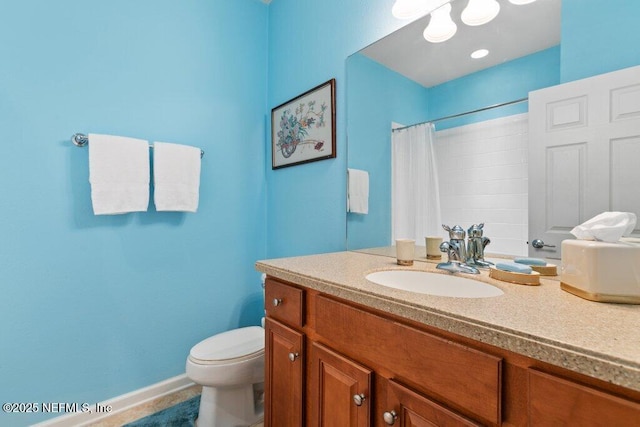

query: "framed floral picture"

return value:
[271, 79, 336, 169]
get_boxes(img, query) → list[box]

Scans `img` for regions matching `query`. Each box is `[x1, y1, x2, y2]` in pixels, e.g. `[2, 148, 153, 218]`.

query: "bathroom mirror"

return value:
[346, 0, 562, 257]
[347, 0, 640, 261]
[347, 0, 561, 255]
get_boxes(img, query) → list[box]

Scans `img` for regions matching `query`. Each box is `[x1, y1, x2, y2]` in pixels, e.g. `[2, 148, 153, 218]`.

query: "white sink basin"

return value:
[365, 270, 504, 298]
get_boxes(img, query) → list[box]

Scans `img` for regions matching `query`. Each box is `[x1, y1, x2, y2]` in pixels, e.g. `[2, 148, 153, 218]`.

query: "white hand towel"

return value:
[570, 211, 637, 242]
[347, 168, 369, 214]
[153, 142, 201, 213]
[88, 134, 150, 215]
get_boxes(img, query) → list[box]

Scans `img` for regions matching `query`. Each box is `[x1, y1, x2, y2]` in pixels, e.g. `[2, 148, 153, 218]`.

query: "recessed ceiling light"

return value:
[471, 49, 489, 59]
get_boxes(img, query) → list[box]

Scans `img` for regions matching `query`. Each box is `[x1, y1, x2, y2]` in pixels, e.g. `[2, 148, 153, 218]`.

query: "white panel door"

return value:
[529, 65, 640, 258]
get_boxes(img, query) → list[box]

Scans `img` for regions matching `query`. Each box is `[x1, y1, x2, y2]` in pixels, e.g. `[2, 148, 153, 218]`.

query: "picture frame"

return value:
[271, 78, 336, 169]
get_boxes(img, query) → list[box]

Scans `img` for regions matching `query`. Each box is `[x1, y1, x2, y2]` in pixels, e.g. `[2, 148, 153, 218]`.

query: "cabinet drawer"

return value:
[315, 295, 502, 425]
[265, 278, 304, 328]
[528, 369, 640, 426]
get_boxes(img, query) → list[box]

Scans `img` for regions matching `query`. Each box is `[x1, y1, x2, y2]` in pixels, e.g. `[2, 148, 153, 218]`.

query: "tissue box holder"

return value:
[561, 239, 640, 304]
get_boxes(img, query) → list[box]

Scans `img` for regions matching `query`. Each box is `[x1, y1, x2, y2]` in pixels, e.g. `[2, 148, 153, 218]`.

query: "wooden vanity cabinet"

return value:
[263, 276, 640, 426]
[264, 277, 498, 426]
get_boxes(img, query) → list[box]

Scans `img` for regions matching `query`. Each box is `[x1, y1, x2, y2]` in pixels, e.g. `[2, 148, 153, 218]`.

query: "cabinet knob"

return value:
[288, 352, 299, 362]
[353, 393, 366, 406]
[383, 410, 398, 425]
[272, 298, 282, 307]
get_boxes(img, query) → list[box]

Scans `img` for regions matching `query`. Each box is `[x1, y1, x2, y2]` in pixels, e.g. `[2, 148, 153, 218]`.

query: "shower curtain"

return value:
[391, 122, 442, 243]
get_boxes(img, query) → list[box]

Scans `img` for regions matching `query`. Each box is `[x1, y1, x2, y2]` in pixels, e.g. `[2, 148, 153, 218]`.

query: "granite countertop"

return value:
[255, 250, 640, 392]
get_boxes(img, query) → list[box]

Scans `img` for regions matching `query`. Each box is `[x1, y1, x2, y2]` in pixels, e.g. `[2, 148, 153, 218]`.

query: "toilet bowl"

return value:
[186, 326, 265, 427]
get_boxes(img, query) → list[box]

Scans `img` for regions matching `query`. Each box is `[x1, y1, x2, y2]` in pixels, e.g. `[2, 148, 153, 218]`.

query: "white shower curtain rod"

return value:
[392, 97, 529, 132]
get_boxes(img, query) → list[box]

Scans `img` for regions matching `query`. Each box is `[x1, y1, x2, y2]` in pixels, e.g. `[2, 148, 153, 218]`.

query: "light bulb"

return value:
[461, 0, 500, 26]
[392, 0, 432, 20]
[423, 3, 457, 43]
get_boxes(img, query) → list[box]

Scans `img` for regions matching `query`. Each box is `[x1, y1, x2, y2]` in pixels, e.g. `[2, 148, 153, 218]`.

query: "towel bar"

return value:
[71, 133, 204, 158]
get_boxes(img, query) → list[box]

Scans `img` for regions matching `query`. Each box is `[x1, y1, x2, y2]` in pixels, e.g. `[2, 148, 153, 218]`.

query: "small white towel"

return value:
[88, 134, 150, 215]
[347, 168, 369, 214]
[153, 142, 201, 213]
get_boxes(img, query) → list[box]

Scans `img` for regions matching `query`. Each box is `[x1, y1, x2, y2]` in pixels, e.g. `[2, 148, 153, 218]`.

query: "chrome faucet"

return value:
[466, 223, 494, 268]
[436, 224, 480, 274]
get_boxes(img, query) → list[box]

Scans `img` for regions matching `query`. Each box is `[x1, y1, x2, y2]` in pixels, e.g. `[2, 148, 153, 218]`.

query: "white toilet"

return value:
[185, 326, 265, 427]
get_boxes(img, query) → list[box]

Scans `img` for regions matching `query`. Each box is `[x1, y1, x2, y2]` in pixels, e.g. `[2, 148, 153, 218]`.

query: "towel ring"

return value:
[70, 133, 204, 158]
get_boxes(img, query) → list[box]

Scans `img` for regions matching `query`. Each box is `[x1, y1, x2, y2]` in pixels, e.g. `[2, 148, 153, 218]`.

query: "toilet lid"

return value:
[190, 326, 265, 362]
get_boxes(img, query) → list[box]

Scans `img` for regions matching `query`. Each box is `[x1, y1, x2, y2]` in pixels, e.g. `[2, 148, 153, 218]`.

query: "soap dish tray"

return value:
[530, 263, 557, 276]
[489, 267, 541, 286]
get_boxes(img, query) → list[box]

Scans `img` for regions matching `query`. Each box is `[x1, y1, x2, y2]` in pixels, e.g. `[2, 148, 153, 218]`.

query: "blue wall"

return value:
[429, 46, 561, 129]
[347, 54, 430, 250]
[0, 1, 267, 425]
[265, 0, 405, 258]
[561, 0, 640, 82]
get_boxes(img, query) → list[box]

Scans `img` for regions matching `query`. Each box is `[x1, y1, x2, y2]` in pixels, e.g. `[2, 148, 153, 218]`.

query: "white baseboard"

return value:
[32, 374, 195, 427]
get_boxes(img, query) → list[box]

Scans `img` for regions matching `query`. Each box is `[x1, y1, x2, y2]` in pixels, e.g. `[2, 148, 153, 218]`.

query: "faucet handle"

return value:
[442, 224, 466, 240]
[468, 223, 485, 238]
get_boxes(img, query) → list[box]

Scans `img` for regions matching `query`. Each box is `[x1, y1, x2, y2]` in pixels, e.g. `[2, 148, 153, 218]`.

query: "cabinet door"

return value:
[528, 369, 640, 426]
[383, 379, 481, 427]
[309, 342, 372, 427]
[265, 318, 304, 427]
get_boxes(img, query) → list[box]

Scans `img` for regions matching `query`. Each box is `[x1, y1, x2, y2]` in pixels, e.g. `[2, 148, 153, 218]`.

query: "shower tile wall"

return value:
[434, 114, 528, 256]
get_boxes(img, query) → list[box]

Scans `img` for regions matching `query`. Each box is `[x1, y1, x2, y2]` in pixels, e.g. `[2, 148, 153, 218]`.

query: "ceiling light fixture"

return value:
[471, 48, 489, 59]
[508, 0, 537, 4]
[461, 0, 500, 26]
[423, 3, 457, 43]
